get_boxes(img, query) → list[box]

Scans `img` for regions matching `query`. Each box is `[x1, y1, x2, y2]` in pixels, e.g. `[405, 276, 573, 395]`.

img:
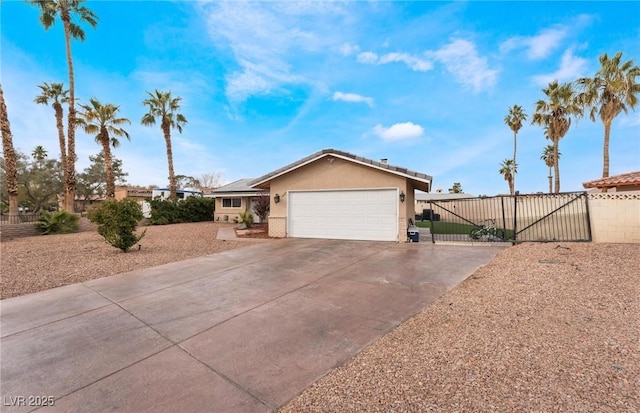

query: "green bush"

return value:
[148, 196, 214, 225]
[36, 210, 79, 235]
[238, 210, 254, 228]
[87, 198, 146, 252]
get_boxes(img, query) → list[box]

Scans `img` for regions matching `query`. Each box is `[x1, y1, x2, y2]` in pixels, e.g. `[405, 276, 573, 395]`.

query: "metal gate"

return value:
[425, 192, 592, 243]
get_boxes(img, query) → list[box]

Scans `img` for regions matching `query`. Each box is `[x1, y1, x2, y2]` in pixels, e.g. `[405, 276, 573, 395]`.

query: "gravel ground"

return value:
[280, 242, 640, 413]
[0, 222, 248, 299]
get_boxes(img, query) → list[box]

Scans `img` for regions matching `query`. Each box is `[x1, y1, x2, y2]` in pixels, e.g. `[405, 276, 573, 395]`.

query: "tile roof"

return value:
[582, 171, 640, 189]
[251, 148, 432, 189]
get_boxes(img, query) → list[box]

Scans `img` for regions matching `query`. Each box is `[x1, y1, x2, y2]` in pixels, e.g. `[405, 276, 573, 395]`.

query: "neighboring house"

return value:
[251, 148, 432, 242]
[141, 188, 203, 218]
[114, 186, 153, 202]
[582, 171, 640, 192]
[211, 179, 269, 223]
[414, 191, 474, 217]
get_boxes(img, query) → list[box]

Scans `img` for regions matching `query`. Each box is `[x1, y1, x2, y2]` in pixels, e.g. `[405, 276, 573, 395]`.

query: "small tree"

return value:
[252, 192, 270, 223]
[87, 198, 146, 252]
[448, 182, 463, 194]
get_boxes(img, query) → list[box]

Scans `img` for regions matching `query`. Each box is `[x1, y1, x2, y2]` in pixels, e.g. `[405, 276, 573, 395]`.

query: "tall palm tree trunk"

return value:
[162, 121, 176, 198]
[63, 14, 77, 212]
[602, 120, 612, 192]
[53, 102, 68, 202]
[512, 130, 517, 192]
[0, 85, 19, 215]
[101, 133, 115, 198]
[553, 141, 560, 193]
[548, 167, 553, 194]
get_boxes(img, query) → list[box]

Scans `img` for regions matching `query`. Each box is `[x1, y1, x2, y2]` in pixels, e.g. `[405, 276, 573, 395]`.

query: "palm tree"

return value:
[29, 0, 98, 212]
[540, 145, 560, 194]
[77, 98, 130, 198]
[576, 52, 640, 183]
[32, 145, 48, 163]
[0, 84, 19, 215]
[499, 159, 517, 195]
[531, 80, 582, 193]
[35, 81, 69, 187]
[504, 104, 527, 165]
[141, 90, 188, 199]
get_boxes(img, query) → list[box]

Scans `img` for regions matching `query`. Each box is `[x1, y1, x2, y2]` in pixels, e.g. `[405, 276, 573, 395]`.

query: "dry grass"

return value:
[1, 222, 249, 299]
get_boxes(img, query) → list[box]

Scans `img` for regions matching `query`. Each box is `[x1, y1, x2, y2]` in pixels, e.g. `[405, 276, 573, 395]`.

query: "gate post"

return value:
[429, 201, 436, 244]
[513, 191, 519, 242]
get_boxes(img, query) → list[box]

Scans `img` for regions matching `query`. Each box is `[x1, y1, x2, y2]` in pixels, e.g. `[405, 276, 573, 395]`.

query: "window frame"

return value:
[222, 198, 242, 208]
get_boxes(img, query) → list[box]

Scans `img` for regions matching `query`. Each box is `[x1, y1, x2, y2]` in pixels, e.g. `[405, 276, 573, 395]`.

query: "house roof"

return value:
[251, 148, 432, 191]
[582, 171, 640, 189]
[211, 178, 266, 197]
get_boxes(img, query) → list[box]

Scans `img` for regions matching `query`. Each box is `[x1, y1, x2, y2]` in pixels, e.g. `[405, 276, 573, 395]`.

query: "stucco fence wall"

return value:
[587, 192, 640, 243]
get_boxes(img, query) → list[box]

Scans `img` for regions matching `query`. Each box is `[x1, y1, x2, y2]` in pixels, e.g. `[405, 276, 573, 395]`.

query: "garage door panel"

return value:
[288, 190, 397, 241]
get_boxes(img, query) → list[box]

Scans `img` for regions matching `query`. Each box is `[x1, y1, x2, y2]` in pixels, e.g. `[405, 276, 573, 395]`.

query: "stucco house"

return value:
[251, 148, 432, 242]
[582, 171, 640, 192]
[211, 179, 269, 223]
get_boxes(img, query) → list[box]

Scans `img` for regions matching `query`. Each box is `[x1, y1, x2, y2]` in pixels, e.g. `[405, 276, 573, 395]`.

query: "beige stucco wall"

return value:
[213, 196, 251, 222]
[266, 157, 414, 241]
[588, 193, 640, 243]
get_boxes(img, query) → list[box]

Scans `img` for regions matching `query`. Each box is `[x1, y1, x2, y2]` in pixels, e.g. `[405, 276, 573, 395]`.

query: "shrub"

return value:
[87, 198, 146, 252]
[147, 196, 214, 225]
[36, 210, 79, 235]
[238, 210, 254, 228]
[179, 196, 214, 222]
[147, 197, 180, 225]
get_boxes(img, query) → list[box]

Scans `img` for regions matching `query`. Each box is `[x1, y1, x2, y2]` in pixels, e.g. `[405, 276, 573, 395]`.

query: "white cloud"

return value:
[340, 42, 360, 56]
[500, 26, 570, 60]
[357, 51, 432, 72]
[200, 1, 345, 103]
[332, 91, 374, 107]
[357, 51, 379, 64]
[373, 122, 424, 142]
[429, 39, 498, 92]
[531, 48, 588, 85]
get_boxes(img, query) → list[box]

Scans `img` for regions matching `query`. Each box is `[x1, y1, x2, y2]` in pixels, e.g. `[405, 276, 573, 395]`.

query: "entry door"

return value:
[288, 189, 398, 241]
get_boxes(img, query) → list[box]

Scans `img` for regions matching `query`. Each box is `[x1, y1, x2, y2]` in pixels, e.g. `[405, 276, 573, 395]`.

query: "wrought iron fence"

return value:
[425, 191, 591, 243]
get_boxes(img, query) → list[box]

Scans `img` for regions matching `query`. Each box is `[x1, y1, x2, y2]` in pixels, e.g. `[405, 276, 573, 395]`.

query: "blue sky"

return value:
[2, 1, 639, 195]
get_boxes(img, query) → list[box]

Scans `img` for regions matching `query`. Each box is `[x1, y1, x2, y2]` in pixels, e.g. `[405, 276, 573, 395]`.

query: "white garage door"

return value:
[288, 189, 398, 241]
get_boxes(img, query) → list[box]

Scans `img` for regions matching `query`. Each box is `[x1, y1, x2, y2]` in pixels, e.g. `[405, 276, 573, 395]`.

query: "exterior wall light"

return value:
[399, 191, 405, 202]
[274, 193, 280, 203]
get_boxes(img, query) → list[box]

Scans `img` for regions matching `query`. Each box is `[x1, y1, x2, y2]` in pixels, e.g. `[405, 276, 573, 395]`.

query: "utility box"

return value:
[407, 227, 420, 242]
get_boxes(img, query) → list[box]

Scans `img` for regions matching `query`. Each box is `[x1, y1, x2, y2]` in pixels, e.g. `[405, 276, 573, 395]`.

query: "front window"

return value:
[222, 198, 241, 208]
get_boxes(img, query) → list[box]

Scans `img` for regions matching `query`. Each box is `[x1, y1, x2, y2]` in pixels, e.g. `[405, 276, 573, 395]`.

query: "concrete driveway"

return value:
[1, 239, 505, 412]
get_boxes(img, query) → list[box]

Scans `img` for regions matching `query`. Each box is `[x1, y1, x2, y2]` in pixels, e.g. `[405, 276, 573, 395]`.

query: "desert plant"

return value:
[238, 210, 254, 228]
[87, 198, 145, 252]
[36, 210, 79, 234]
